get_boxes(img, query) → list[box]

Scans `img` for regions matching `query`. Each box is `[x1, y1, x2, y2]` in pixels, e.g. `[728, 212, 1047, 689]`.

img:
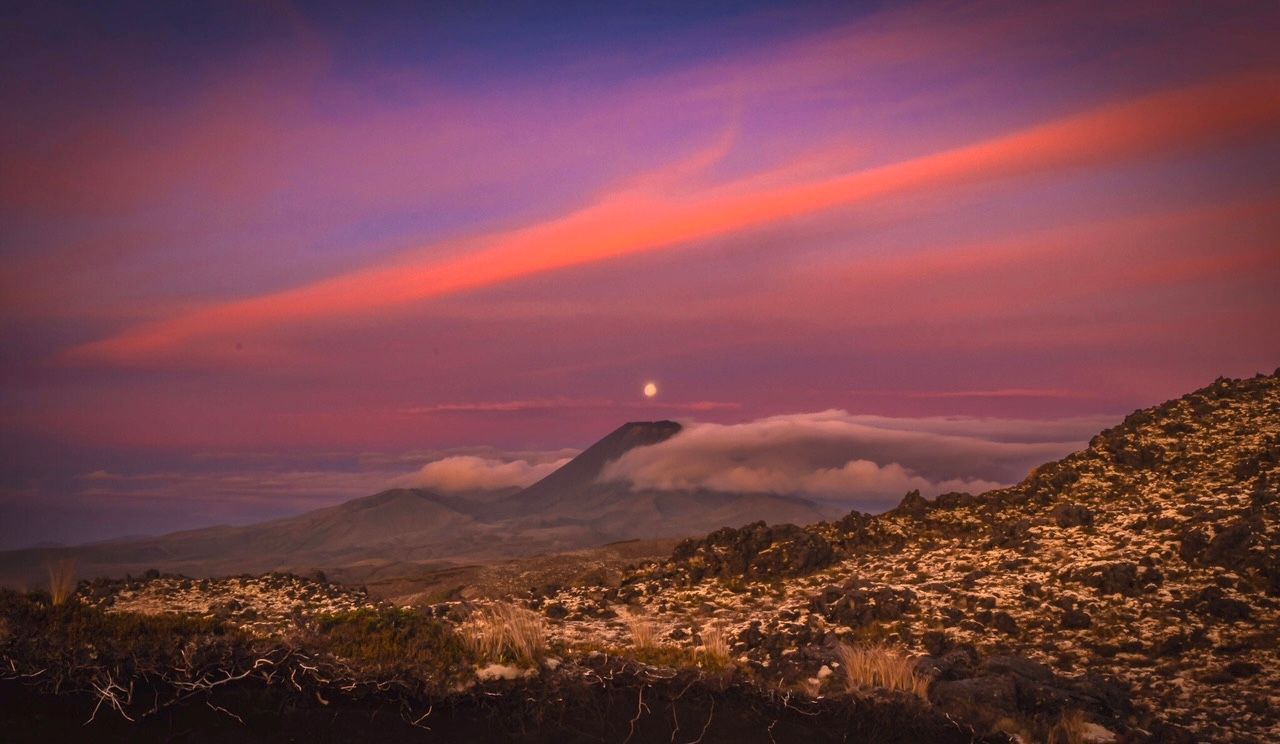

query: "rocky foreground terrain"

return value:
[2, 371, 1277, 742]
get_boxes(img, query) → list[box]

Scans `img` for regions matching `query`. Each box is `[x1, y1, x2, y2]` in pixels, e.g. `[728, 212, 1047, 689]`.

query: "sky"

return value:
[2, 0, 1279, 548]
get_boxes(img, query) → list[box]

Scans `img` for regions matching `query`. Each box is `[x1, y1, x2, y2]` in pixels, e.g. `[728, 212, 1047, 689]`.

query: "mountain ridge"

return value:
[0, 418, 831, 586]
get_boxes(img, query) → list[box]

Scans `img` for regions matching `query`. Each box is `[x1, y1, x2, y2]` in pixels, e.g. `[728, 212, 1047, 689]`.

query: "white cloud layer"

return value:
[600, 410, 1103, 507]
[405, 455, 572, 492]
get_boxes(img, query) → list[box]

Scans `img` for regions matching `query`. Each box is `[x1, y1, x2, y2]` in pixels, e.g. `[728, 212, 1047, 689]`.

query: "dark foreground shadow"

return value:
[1, 675, 1002, 744]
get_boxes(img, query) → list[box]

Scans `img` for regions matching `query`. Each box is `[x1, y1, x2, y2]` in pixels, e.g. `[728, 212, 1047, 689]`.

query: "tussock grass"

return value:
[459, 602, 546, 666]
[698, 625, 730, 668]
[46, 558, 77, 606]
[836, 642, 929, 698]
[625, 615, 658, 650]
[1047, 709, 1088, 744]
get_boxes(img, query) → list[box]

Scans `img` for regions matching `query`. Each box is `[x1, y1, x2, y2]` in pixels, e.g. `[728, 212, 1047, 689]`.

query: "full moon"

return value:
[643, 382, 658, 398]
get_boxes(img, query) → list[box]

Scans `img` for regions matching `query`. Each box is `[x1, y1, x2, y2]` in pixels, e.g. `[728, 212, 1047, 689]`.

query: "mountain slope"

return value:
[0, 421, 835, 585]
[0, 488, 482, 581]
[534, 370, 1280, 742]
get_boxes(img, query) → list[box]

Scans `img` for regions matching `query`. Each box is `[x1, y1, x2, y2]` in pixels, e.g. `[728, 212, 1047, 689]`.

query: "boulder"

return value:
[815, 585, 917, 628]
[980, 655, 1052, 683]
[669, 522, 835, 581]
[1178, 526, 1209, 564]
[992, 611, 1020, 636]
[1203, 521, 1255, 570]
[1075, 561, 1142, 597]
[922, 630, 949, 657]
[930, 676, 1018, 730]
[895, 490, 930, 520]
[1061, 608, 1092, 629]
[1225, 661, 1261, 679]
[1051, 503, 1094, 528]
[988, 518, 1034, 549]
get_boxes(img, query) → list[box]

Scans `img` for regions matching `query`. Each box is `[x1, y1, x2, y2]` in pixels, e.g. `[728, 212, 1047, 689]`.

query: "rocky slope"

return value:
[521, 371, 1280, 742]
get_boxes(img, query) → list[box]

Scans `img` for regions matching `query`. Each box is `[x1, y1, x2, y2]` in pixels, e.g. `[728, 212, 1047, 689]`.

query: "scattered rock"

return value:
[992, 611, 1019, 636]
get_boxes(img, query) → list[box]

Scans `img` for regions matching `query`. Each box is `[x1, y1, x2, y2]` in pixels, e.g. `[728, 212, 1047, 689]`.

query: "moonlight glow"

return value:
[643, 382, 658, 398]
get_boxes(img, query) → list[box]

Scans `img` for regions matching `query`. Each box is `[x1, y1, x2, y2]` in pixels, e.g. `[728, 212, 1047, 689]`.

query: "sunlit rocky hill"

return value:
[528, 370, 1279, 741]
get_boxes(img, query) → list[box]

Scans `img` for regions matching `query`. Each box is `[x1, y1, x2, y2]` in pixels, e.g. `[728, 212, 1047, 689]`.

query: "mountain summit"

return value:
[493, 420, 682, 517]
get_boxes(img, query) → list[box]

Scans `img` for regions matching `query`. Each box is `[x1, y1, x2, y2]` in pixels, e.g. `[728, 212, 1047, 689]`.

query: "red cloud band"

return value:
[69, 72, 1280, 365]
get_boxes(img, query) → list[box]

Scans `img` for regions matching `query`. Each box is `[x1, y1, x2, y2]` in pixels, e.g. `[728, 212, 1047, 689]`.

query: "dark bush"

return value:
[308, 606, 472, 676]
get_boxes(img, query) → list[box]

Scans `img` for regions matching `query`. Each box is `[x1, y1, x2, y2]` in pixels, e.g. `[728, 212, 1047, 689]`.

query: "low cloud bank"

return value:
[600, 410, 1104, 507]
[405, 454, 573, 492]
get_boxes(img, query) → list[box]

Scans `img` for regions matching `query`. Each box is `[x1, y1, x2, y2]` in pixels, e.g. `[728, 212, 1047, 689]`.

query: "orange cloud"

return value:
[69, 71, 1280, 365]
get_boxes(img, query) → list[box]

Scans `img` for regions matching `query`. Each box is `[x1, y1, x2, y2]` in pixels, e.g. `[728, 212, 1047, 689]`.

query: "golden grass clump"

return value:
[1047, 709, 1089, 744]
[698, 625, 730, 667]
[459, 602, 546, 666]
[47, 558, 78, 606]
[836, 642, 929, 699]
[625, 615, 658, 650]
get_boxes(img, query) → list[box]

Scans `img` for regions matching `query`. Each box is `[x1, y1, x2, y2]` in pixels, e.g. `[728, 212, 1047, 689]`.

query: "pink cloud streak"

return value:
[65, 71, 1280, 366]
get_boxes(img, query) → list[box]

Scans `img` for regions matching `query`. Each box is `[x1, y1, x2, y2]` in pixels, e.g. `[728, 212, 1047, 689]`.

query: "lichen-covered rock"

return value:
[668, 521, 835, 581]
[1051, 502, 1093, 528]
[1203, 520, 1255, 569]
[1072, 561, 1142, 597]
[894, 490, 930, 520]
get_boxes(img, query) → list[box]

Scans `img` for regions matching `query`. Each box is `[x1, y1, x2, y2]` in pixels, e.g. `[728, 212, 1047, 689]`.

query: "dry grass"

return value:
[698, 625, 730, 667]
[1047, 709, 1088, 744]
[625, 615, 658, 650]
[46, 558, 78, 606]
[836, 643, 929, 699]
[992, 716, 1036, 743]
[459, 602, 546, 666]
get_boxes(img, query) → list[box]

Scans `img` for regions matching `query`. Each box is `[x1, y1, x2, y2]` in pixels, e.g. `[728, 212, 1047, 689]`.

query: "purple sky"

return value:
[2, 1, 1279, 547]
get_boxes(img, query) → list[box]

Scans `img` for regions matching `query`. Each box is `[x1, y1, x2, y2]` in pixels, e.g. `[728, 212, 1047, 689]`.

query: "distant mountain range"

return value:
[0, 421, 837, 586]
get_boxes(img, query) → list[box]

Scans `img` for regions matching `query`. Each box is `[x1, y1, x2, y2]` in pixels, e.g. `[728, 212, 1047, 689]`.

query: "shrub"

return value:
[458, 602, 546, 666]
[0, 588, 238, 672]
[47, 558, 77, 606]
[310, 607, 471, 675]
[836, 643, 929, 698]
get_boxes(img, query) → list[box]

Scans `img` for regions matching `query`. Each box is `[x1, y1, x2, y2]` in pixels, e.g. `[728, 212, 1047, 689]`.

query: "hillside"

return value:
[528, 371, 1280, 741]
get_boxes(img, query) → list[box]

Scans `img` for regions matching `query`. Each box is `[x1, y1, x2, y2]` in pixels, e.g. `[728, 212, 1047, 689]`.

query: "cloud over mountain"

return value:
[600, 411, 1104, 507]
[405, 454, 573, 493]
